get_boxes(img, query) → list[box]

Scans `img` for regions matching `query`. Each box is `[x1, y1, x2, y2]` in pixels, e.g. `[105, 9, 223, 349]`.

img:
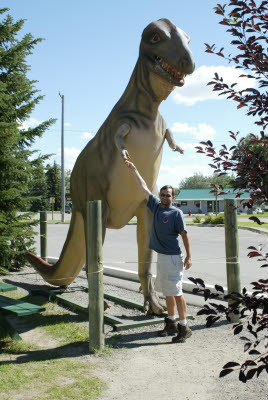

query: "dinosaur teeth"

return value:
[155, 56, 186, 81]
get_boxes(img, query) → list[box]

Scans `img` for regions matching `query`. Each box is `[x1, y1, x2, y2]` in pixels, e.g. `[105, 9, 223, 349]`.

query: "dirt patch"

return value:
[1, 268, 267, 400]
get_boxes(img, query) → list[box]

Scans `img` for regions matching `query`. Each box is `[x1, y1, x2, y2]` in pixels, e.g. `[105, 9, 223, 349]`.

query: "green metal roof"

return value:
[175, 188, 251, 201]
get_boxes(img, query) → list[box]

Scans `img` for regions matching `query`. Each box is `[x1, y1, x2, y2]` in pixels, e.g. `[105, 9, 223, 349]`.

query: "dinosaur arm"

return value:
[114, 123, 131, 160]
[165, 128, 184, 154]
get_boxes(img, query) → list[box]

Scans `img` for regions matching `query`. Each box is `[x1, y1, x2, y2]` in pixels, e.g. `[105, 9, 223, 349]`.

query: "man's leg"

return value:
[175, 295, 187, 320]
[158, 296, 178, 337]
[172, 295, 192, 343]
[166, 296, 176, 317]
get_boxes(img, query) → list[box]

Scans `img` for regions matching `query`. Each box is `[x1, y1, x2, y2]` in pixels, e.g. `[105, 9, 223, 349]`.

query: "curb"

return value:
[46, 258, 262, 299]
[46, 257, 227, 297]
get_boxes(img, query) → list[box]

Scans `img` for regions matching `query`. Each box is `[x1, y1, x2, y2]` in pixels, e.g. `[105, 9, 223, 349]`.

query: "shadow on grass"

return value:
[0, 340, 90, 366]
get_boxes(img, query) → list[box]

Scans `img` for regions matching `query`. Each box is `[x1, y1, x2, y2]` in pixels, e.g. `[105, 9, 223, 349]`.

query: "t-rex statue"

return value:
[27, 18, 195, 315]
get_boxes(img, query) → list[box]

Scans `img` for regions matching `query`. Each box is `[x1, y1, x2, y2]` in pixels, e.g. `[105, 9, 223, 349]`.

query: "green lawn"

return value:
[0, 291, 108, 400]
[237, 212, 268, 218]
[237, 221, 268, 229]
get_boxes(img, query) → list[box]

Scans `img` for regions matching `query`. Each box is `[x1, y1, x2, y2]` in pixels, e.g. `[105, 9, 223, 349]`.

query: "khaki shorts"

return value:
[155, 253, 184, 296]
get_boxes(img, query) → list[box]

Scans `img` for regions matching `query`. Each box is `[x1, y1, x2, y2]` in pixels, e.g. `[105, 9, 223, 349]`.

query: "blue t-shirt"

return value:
[147, 194, 187, 255]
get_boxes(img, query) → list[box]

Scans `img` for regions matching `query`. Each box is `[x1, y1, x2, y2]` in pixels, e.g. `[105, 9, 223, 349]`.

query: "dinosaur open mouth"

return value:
[155, 56, 186, 82]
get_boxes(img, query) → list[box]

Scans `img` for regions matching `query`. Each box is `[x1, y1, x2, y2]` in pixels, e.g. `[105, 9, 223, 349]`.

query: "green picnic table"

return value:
[0, 281, 45, 340]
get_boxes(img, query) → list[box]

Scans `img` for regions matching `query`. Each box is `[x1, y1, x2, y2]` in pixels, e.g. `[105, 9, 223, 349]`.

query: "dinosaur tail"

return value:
[26, 209, 86, 286]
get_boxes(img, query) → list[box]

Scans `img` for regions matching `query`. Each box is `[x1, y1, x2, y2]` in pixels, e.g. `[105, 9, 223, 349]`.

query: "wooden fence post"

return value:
[86, 200, 104, 352]
[40, 211, 47, 262]
[224, 199, 241, 322]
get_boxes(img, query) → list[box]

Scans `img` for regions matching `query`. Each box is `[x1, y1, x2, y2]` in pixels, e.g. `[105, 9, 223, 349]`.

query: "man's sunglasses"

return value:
[160, 193, 172, 198]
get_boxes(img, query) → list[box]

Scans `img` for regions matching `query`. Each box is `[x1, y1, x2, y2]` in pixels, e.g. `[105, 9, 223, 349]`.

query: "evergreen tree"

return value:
[45, 162, 62, 211]
[28, 160, 50, 212]
[0, 8, 55, 271]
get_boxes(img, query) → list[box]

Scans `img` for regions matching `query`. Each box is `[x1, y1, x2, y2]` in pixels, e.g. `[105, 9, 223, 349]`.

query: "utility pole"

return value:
[59, 93, 65, 223]
[224, 199, 241, 322]
[215, 185, 219, 216]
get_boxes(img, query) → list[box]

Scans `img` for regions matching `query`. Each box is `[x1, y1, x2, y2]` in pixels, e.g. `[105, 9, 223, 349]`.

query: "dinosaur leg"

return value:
[136, 203, 164, 315]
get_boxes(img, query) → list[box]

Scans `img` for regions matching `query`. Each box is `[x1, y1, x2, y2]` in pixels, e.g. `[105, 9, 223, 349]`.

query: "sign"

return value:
[50, 197, 55, 204]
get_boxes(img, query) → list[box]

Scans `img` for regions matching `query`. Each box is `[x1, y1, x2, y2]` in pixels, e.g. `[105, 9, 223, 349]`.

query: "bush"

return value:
[203, 214, 225, 225]
[192, 215, 202, 223]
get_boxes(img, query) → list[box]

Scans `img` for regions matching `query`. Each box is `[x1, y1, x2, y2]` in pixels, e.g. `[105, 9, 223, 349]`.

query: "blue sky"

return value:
[7, 0, 258, 188]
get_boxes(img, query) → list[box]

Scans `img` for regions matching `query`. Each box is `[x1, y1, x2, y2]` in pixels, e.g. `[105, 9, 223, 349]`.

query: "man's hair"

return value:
[160, 185, 174, 196]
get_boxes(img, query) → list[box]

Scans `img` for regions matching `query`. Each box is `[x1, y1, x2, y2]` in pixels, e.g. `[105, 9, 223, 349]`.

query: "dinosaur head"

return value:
[140, 18, 195, 87]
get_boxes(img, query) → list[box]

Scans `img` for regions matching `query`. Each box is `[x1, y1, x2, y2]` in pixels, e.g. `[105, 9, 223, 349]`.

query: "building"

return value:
[174, 188, 251, 214]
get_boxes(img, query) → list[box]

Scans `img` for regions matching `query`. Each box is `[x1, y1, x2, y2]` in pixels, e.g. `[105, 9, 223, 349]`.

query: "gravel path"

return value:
[1, 267, 267, 400]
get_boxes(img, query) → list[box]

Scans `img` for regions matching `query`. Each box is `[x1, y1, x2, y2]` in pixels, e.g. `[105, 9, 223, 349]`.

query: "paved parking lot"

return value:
[32, 223, 267, 289]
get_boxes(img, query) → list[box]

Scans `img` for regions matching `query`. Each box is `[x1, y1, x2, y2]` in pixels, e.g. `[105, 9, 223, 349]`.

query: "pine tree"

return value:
[0, 8, 55, 271]
[28, 160, 50, 212]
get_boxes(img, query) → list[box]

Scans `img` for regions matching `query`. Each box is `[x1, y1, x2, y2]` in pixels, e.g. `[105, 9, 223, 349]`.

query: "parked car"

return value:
[65, 204, 72, 214]
[253, 207, 263, 214]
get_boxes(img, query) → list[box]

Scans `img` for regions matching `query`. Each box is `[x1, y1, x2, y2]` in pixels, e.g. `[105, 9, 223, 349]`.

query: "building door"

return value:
[207, 201, 213, 212]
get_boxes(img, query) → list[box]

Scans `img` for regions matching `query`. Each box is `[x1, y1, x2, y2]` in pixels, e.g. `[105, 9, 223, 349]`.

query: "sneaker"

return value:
[172, 325, 192, 343]
[158, 317, 178, 337]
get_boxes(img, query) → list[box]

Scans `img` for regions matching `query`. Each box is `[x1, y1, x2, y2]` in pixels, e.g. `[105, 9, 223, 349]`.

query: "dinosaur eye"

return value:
[150, 33, 160, 44]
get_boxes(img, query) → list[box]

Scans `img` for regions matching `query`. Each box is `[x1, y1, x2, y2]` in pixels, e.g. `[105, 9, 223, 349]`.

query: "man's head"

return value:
[159, 185, 175, 207]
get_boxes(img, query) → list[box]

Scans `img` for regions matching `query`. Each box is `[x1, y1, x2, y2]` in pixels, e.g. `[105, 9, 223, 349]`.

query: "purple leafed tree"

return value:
[197, 0, 268, 207]
[193, 0, 268, 383]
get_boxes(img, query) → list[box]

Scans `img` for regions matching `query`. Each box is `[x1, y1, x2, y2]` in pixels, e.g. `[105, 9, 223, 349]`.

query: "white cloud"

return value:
[81, 131, 94, 140]
[157, 163, 212, 188]
[172, 65, 256, 106]
[52, 147, 81, 170]
[19, 117, 42, 130]
[170, 122, 216, 141]
[64, 147, 80, 169]
[177, 142, 198, 151]
[170, 143, 198, 161]
[64, 122, 71, 127]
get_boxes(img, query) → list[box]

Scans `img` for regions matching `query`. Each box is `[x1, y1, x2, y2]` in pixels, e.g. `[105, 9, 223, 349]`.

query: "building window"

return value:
[181, 201, 188, 206]
[194, 201, 200, 208]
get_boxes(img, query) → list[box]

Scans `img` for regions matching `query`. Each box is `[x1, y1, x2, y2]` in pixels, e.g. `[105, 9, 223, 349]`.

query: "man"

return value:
[125, 160, 192, 343]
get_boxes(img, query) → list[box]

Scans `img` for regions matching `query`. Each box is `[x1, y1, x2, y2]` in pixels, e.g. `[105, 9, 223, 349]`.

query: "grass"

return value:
[191, 214, 268, 229]
[0, 356, 105, 400]
[237, 212, 268, 218]
[4, 292, 90, 344]
[0, 290, 109, 400]
[237, 221, 268, 228]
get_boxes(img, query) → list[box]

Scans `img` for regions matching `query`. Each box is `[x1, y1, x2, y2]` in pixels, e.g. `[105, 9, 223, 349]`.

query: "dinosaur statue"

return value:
[27, 18, 195, 315]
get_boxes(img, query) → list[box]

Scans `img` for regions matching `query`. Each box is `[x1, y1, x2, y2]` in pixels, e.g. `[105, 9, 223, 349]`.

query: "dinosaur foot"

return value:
[144, 292, 164, 316]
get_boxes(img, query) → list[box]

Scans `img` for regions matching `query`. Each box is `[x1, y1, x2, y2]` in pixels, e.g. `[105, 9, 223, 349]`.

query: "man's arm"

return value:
[180, 231, 192, 270]
[125, 161, 151, 200]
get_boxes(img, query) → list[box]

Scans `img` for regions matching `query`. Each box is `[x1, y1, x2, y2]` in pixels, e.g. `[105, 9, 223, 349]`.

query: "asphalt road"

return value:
[32, 222, 267, 289]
